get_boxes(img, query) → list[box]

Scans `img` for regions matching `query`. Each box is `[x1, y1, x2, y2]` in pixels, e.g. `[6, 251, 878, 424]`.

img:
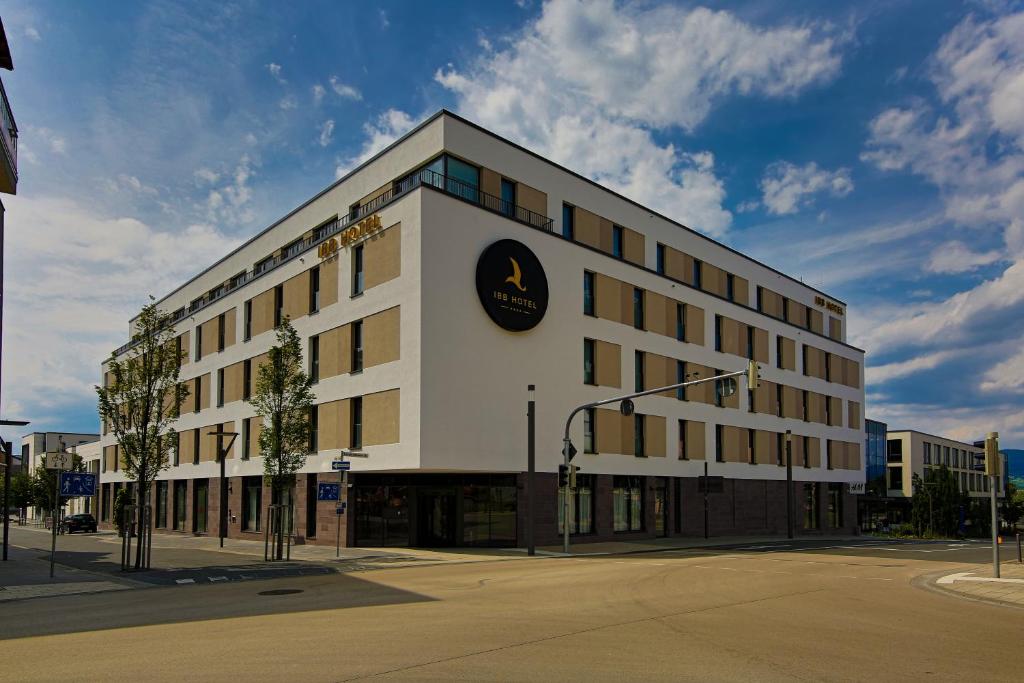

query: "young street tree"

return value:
[246, 318, 315, 560]
[96, 300, 187, 569]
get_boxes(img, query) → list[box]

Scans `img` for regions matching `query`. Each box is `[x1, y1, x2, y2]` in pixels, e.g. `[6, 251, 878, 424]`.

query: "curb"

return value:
[913, 565, 1024, 611]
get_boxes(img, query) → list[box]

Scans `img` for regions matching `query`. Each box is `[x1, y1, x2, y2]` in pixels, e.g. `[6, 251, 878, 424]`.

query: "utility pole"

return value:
[785, 430, 793, 539]
[703, 461, 709, 540]
[527, 385, 535, 556]
[1, 418, 29, 561]
[986, 432, 1000, 578]
[208, 429, 239, 549]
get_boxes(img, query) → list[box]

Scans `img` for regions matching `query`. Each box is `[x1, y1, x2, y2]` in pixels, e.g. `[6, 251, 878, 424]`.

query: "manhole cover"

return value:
[258, 588, 304, 596]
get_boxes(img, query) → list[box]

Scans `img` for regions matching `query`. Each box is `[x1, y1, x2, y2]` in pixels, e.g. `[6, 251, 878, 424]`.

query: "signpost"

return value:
[317, 482, 340, 501]
[45, 450, 69, 578]
[60, 472, 97, 498]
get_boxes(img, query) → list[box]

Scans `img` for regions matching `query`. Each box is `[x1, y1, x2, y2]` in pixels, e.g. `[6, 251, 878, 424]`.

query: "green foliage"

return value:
[1000, 482, 1023, 529]
[96, 300, 187, 507]
[247, 318, 315, 499]
[1, 470, 35, 511]
[909, 466, 967, 538]
[113, 488, 131, 536]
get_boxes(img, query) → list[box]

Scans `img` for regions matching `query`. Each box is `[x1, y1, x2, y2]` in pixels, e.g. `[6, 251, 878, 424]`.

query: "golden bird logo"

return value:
[505, 257, 527, 292]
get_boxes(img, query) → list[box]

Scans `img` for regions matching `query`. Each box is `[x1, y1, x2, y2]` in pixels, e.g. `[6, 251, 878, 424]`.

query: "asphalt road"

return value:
[3, 538, 1021, 682]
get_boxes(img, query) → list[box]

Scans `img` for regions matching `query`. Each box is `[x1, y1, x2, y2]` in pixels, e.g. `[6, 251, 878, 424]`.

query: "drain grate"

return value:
[258, 588, 304, 596]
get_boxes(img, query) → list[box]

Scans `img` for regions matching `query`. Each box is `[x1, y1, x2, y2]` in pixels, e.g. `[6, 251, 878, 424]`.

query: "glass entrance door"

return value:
[193, 480, 208, 534]
[654, 478, 668, 537]
[418, 488, 456, 547]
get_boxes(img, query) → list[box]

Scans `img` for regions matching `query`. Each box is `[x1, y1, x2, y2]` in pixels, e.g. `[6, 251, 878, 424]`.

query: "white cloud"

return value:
[865, 350, 960, 385]
[925, 240, 1003, 273]
[759, 161, 853, 215]
[110, 173, 159, 197]
[0, 195, 238, 420]
[981, 346, 1024, 393]
[202, 154, 257, 225]
[279, 95, 297, 110]
[24, 26, 41, 42]
[434, 0, 844, 236]
[312, 83, 326, 105]
[266, 62, 286, 85]
[328, 76, 361, 101]
[29, 126, 67, 155]
[335, 109, 416, 178]
[193, 167, 220, 184]
[378, 9, 390, 29]
[318, 119, 335, 147]
[869, 400, 1024, 445]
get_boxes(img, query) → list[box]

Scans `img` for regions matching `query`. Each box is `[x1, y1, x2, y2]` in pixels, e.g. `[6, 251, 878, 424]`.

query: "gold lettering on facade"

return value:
[318, 214, 383, 260]
[814, 295, 843, 316]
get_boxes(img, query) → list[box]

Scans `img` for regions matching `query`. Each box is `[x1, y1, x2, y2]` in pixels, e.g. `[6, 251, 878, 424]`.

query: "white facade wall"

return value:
[887, 430, 1004, 498]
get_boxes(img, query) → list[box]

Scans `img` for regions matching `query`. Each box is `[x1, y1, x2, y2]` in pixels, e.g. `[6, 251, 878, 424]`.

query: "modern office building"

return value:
[857, 418, 896, 531]
[20, 432, 99, 519]
[98, 110, 866, 547]
[886, 430, 1006, 500]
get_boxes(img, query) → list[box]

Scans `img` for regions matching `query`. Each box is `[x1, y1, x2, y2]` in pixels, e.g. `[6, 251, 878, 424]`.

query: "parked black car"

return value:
[62, 513, 98, 534]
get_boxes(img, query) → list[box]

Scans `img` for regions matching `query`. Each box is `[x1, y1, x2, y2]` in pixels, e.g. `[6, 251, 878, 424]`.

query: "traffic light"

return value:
[569, 465, 580, 489]
[558, 464, 569, 488]
[747, 360, 761, 389]
[984, 432, 1000, 477]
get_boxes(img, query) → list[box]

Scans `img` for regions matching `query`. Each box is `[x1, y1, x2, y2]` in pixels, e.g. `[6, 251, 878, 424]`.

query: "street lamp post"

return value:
[207, 429, 239, 548]
[1, 418, 30, 561]
[785, 430, 793, 540]
[527, 385, 536, 556]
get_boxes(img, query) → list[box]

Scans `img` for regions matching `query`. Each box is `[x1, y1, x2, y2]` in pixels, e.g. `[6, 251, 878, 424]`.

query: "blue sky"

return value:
[1, 0, 1023, 447]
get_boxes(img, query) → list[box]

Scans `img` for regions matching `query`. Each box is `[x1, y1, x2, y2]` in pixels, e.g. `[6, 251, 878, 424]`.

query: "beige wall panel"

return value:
[721, 316, 740, 356]
[790, 302, 808, 328]
[753, 328, 769, 363]
[177, 331, 190, 366]
[691, 364, 716, 404]
[480, 167, 501, 198]
[762, 289, 783, 318]
[828, 354, 843, 384]
[179, 429, 196, 464]
[574, 207, 602, 249]
[219, 421, 236, 459]
[620, 415, 635, 456]
[723, 425, 744, 463]
[593, 273, 622, 324]
[598, 217, 614, 253]
[645, 292, 668, 336]
[829, 397, 843, 427]
[364, 389, 400, 446]
[845, 358, 861, 388]
[782, 386, 801, 419]
[251, 289, 276, 337]
[364, 306, 401, 368]
[180, 381, 196, 414]
[320, 257, 339, 309]
[644, 415, 666, 457]
[780, 337, 796, 370]
[201, 424, 221, 462]
[356, 182, 391, 209]
[848, 401, 861, 430]
[686, 304, 705, 345]
[829, 317, 842, 341]
[733, 276, 750, 307]
[753, 381, 771, 414]
[199, 373, 211, 410]
[248, 419, 263, 458]
[282, 270, 310, 322]
[223, 308, 237, 348]
[664, 245, 688, 283]
[846, 442, 861, 470]
[595, 408, 622, 454]
[516, 182, 547, 217]
[703, 264, 725, 297]
[644, 353, 671, 397]
[623, 227, 644, 266]
[807, 437, 821, 468]
[200, 318, 217, 359]
[620, 283, 635, 328]
[685, 421, 706, 460]
[594, 339, 621, 388]
[223, 362, 244, 404]
[364, 223, 401, 290]
[792, 436, 805, 467]
[755, 430, 772, 465]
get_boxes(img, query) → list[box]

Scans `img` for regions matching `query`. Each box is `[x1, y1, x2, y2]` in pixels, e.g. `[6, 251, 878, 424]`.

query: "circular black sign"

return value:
[475, 239, 549, 332]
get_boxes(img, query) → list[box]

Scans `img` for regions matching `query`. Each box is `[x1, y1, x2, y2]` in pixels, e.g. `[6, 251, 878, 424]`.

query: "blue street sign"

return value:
[331, 460, 351, 471]
[336, 501, 347, 515]
[59, 472, 97, 497]
[317, 483, 340, 501]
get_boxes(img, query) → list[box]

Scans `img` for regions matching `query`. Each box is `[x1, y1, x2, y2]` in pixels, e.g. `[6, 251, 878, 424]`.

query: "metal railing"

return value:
[113, 167, 554, 357]
[0, 79, 17, 176]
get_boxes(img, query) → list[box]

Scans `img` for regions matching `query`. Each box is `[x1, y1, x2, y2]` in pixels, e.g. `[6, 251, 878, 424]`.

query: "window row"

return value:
[922, 442, 982, 470]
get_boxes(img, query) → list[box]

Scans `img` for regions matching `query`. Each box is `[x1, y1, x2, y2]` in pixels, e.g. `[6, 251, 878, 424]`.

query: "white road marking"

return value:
[209, 576, 228, 582]
[175, 578, 195, 585]
[937, 571, 1024, 585]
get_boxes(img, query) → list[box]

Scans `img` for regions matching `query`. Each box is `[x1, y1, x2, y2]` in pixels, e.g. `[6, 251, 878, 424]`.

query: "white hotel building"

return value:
[98, 111, 865, 548]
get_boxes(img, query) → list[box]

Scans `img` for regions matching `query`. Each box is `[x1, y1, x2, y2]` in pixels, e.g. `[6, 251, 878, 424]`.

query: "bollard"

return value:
[1018, 533, 1022, 564]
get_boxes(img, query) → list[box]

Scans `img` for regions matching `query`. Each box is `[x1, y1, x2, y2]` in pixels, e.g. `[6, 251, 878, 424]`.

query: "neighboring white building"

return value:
[99, 110, 866, 547]
[886, 430, 1006, 499]
[20, 431, 99, 519]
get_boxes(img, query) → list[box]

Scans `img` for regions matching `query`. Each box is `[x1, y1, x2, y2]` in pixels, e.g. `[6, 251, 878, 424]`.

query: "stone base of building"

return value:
[97, 472, 858, 548]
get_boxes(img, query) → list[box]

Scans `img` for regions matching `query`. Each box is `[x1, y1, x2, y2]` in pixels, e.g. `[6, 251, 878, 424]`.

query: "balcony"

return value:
[0, 76, 16, 194]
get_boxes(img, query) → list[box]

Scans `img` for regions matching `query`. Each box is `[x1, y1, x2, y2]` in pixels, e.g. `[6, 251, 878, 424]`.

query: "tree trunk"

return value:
[135, 461, 146, 569]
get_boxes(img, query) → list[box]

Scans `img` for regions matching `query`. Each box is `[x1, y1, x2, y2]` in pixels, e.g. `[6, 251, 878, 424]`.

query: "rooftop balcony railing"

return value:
[112, 167, 554, 357]
[0, 78, 18, 190]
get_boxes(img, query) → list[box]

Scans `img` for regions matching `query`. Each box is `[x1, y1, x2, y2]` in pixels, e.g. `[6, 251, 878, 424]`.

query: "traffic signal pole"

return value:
[559, 362, 759, 555]
[985, 432, 1000, 578]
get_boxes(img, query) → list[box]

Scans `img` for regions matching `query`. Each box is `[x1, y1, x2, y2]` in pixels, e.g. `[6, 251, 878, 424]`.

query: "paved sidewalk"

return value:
[0, 545, 142, 602]
[933, 560, 1024, 608]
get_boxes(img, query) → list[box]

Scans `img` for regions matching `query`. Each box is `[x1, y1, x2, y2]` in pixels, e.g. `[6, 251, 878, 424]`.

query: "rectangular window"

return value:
[558, 473, 595, 535]
[803, 435, 810, 468]
[748, 429, 756, 464]
[445, 155, 480, 201]
[612, 225, 624, 258]
[244, 300, 252, 341]
[584, 408, 595, 454]
[803, 483, 820, 530]
[309, 405, 318, 453]
[310, 335, 320, 383]
[242, 418, 250, 460]
[243, 359, 252, 400]
[714, 368, 725, 407]
[634, 414, 646, 457]
[635, 350, 645, 392]
[273, 284, 284, 327]
[802, 390, 809, 422]
[193, 429, 200, 465]
[583, 339, 595, 385]
[562, 203, 575, 239]
[195, 325, 202, 361]
[155, 481, 168, 529]
[194, 376, 202, 413]
[776, 336, 783, 369]
[678, 419, 688, 459]
[500, 178, 516, 217]
[726, 273, 735, 302]
[351, 320, 363, 373]
[676, 303, 686, 341]
[656, 244, 666, 274]
[746, 325, 754, 360]
[828, 483, 843, 528]
[783, 298, 791, 323]
[217, 313, 226, 352]
[217, 368, 225, 407]
[693, 259, 703, 289]
[777, 432, 784, 466]
[888, 467, 902, 490]
[352, 244, 365, 296]
[825, 396, 832, 425]
[776, 384, 783, 418]
[756, 286, 764, 312]
[824, 352, 832, 382]
[242, 476, 262, 531]
[309, 265, 321, 313]
[350, 396, 363, 449]
[802, 344, 809, 376]
[633, 287, 644, 329]
[676, 360, 686, 401]
[826, 440, 833, 469]
[612, 475, 643, 532]
[583, 271, 595, 316]
[714, 314, 723, 352]
[173, 432, 180, 466]
[715, 424, 724, 462]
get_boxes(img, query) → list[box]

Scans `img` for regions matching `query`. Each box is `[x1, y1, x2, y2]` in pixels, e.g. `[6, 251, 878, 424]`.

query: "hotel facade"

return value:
[97, 111, 866, 548]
